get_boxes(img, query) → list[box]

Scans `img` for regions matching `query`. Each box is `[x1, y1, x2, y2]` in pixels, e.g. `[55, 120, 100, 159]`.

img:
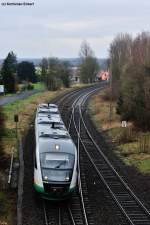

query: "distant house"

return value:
[70, 67, 80, 83]
[35, 66, 42, 75]
[96, 70, 110, 81]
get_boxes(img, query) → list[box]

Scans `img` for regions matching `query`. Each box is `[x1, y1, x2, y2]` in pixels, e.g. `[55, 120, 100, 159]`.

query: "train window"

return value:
[40, 152, 74, 170]
[40, 152, 74, 182]
[42, 169, 71, 182]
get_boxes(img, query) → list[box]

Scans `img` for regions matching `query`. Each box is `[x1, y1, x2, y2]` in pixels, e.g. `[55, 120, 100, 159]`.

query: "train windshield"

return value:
[40, 152, 75, 182]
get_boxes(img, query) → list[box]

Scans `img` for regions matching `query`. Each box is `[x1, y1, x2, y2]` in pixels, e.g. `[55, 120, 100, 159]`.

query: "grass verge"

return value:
[32, 82, 45, 90]
[88, 88, 150, 175]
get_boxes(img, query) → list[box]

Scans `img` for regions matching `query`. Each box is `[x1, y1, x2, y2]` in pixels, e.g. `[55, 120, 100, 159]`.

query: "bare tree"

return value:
[110, 31, 150, 130]
[109, 33, 132, 82]
[79, 41, 99, 83]
[79, 41, 94, 59]
[132, 32, 150, 69]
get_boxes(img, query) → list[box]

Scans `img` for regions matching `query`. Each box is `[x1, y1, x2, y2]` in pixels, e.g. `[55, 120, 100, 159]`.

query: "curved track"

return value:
[67, 86, 150, 225]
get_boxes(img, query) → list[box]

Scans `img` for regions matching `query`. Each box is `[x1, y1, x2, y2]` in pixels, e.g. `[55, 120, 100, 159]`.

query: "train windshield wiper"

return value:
[55, 161, 66, 169]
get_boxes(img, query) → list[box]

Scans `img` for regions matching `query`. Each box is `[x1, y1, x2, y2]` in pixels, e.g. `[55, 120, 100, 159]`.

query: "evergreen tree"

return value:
[60, 61, 71, 88]
[17, 61, 37, 83]
[1, 51, 17, 93]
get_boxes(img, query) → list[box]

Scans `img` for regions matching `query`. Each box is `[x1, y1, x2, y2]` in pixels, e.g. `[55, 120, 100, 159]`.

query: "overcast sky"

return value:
[0, 0, 150, 58]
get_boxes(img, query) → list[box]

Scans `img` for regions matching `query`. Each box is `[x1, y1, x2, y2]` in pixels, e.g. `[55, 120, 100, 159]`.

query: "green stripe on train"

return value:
[33, 183, 76, 195]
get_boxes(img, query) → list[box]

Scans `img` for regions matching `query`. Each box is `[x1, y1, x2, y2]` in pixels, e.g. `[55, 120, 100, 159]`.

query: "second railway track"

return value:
[67, 86, 150, 225]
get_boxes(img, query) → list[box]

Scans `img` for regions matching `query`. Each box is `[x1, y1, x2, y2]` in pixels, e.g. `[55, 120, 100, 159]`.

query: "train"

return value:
[33, 103, 78, 200]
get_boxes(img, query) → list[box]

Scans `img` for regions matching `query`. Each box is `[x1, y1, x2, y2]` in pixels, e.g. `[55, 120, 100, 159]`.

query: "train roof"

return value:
[38, 124, 69, 137]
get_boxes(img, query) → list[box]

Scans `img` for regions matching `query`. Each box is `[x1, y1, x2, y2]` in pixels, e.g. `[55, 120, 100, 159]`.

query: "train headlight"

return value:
[65, 176, 69, 181]
[55, 144, 60, 150]
[44, 176, 48, 180]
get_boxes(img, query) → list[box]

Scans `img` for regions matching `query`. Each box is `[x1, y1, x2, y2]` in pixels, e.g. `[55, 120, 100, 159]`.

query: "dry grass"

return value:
[0, 191, 17, 225]
[89, 91, 121, 131]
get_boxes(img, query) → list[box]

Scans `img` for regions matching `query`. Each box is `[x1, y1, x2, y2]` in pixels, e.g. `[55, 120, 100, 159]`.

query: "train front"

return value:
[34, 136, 77, 201]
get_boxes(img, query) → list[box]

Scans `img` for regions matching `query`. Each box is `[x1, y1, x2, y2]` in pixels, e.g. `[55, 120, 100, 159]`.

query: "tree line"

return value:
[41, 41, 100, 90]
[0, 41, 100, 94]
[109, 31, 150, 130]
[41, 58, 71, 90]
[0, 51, 72, 93]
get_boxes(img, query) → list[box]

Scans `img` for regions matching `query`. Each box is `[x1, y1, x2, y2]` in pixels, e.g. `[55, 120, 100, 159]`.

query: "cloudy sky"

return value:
[0, 0, 150, 58]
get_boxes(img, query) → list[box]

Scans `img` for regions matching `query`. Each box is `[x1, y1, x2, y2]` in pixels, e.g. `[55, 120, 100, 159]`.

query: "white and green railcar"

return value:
[33, 104, 77, 200]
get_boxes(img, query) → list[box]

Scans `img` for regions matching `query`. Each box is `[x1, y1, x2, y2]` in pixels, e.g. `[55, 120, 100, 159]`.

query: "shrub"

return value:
[0, 192, 7, 213]
[0, 107, 5, 155]
[27, 82, 34, 90]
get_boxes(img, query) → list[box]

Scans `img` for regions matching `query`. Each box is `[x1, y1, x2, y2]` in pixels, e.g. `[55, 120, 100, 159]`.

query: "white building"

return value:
[70, 67, 80, 83]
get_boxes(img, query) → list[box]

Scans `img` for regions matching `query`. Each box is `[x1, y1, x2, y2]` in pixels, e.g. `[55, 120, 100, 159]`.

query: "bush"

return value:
[20, 85, 26, 92]
[0, 107, 5, 137]
[102, 88, 111, 101]
[27, 82, 34, 90]
[118, 127, 136, 144]
[20, 82, 34, 91]
[0, 192, 7, 213]
[0, 107, 5, 155]
[139, 134, 150, 153]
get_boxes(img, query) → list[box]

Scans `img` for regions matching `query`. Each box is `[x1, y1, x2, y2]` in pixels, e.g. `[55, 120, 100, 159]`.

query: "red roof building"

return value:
[96, 70, 110, 81]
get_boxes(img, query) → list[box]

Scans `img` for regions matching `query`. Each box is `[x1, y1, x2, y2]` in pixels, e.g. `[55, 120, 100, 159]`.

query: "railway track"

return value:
[43, 198, 86, 225]
[67, 87, 103, 225]
[68, 87, 150, 225]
